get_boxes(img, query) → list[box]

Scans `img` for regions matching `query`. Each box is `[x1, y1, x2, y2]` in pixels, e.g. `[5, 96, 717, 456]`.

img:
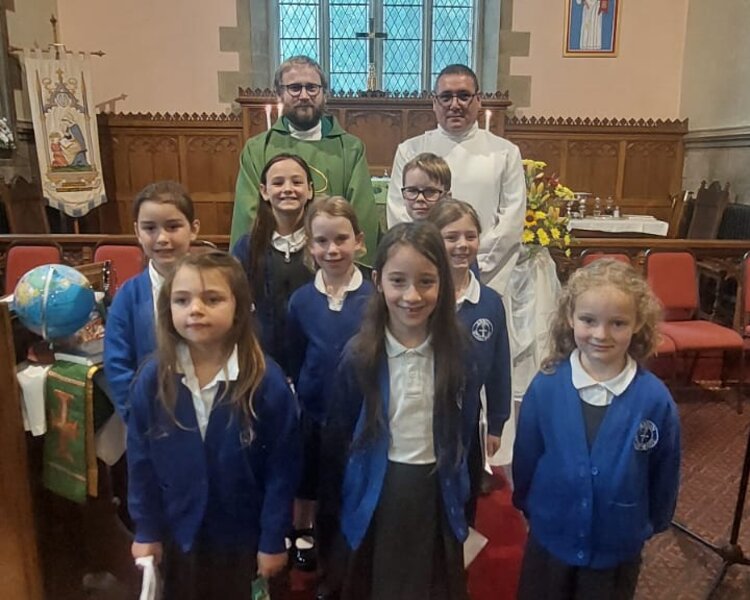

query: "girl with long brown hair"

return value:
[127, 252, 300, 599]
[231, 153, 315, 370]
[320, 221, 477, 600]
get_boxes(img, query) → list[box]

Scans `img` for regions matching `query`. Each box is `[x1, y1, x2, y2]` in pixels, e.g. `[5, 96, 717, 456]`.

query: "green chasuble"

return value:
[230, 115, 378, 264]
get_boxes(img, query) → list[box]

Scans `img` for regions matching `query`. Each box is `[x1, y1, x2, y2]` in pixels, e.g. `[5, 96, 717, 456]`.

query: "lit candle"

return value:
[485, 109, 491, 131]
[276, 101, 284, 122]
[264, 104, 272, 130]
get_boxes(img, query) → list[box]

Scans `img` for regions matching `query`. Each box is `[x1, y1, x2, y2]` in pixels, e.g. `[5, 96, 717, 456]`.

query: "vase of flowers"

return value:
[521, 159, 574, 256]
[0, 117, 16, 157]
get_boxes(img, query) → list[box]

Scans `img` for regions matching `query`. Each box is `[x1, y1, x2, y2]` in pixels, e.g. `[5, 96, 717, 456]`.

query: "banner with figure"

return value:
[23, 49, 106, 217]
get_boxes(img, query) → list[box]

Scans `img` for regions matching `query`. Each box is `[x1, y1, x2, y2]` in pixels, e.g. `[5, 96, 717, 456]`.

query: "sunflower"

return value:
[524, 210, 537, 227]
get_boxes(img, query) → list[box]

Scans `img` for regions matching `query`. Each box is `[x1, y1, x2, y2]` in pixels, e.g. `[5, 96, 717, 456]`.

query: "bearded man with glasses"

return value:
[387, 64, 525, 300]
[231, 55, 377, 263]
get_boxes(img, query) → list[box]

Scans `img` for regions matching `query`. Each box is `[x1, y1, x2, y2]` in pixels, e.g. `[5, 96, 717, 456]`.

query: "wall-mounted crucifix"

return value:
[355, 18, 387, 91]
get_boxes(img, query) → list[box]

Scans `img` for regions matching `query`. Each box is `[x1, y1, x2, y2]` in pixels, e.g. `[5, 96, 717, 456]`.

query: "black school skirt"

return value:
[342, 461, 468, 600]
[161, 539, 289, 600]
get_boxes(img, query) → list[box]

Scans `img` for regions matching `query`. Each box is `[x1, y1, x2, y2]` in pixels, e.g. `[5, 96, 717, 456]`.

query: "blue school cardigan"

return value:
[321, 350, 473, 551]
[285, 279, 374, 423]
[456, 284, 511, 438]
[103, 269, 156, 420]
[127, 356, 301, 554]
[512, 361, 681, 569]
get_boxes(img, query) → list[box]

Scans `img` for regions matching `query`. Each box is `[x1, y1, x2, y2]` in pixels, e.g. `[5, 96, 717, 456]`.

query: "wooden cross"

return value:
[356, 18, 387, 90]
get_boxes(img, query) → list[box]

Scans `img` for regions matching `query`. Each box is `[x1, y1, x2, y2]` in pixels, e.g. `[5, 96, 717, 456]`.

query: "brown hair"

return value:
[427, 198, 482, 235]
[542, 259, 663, 372]
[304, 195, 366, 263]
[402, 152, 452, 191]
[132, 180, 195, 222]
[274, 55, 328, 93]
[247, 153, 314, 297]
[350, 221, 466, 466]
[155, 252, 266, 430]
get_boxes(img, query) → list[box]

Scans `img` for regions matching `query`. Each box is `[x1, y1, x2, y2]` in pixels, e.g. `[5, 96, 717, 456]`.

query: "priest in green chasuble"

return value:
[230, 56, 377, 263]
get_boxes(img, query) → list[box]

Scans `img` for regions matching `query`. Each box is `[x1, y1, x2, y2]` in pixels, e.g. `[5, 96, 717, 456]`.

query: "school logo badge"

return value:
[633, 420, 659, 451]
[471, 318, 493, 342]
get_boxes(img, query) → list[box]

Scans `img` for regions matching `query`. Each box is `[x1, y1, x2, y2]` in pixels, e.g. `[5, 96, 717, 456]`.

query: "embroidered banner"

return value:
[43, 360, 99, 503]
[23, 49, 106, 217]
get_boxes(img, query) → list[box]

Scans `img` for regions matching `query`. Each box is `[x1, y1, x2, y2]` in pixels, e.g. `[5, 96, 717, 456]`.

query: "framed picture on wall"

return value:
[564, 0, 620, 57]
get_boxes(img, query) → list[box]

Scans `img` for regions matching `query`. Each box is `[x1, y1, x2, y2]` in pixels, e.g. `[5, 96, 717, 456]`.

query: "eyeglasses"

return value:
[401, 187, 445, 202]
[280, 83, 324, 97]
[433, 92, 478, 107]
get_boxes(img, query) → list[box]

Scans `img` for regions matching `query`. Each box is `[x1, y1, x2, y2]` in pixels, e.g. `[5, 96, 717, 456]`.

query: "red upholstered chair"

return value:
[740, 251, 750, 349]
[646, 250, 744, 411]
[4, 242, 63, 295]
[579, 250, 632, 267]
[93, 243, 144, 296]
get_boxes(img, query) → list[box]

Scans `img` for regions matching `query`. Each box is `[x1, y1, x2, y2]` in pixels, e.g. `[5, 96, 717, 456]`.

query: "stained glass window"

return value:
[277, 0, 475, 92]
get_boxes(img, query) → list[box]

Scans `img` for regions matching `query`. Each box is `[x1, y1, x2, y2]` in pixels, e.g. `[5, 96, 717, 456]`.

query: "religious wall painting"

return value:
[564, 0, 620, 57]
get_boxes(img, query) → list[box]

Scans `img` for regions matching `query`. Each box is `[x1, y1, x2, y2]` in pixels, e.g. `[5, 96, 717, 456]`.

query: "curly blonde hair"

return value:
[542, 258, 663, 373]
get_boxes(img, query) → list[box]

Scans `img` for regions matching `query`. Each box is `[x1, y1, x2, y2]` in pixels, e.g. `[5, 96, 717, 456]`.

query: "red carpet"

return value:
[468, 468, 527, 600]
[284, 468, 527, 599]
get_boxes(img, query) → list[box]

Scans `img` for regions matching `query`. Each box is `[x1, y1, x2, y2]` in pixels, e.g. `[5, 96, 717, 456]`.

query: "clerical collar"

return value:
[271, 228, 307, 262]
[437, 122, 479, 142]
[288, 120, 322, 141]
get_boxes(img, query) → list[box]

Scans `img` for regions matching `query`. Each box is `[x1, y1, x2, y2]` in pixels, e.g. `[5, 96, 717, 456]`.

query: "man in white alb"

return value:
[387, 64, 526, 467]
[387, 63, 525, 299]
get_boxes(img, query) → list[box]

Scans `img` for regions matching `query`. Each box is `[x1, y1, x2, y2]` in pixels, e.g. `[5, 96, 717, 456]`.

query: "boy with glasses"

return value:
[231, 56, 378, 264]
[400, 152, 452, 221]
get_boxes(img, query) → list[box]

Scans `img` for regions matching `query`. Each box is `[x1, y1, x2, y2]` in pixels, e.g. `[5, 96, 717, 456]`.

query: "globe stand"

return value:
[671, 419, 750, 598]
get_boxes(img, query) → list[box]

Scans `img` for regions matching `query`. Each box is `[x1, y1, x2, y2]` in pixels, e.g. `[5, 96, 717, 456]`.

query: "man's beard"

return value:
[285, 102, 324, 130]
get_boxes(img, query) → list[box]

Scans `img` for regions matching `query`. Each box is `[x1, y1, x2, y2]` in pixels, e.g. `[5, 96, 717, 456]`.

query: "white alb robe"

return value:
[577, 0, 603, 51]
[387, 123, 526, 298]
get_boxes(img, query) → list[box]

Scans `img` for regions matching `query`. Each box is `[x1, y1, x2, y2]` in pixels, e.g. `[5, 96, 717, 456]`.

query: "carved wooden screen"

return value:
[97, 113, 243, 235]
[505, 117, 687, 220]
[95, 110, 686, 234]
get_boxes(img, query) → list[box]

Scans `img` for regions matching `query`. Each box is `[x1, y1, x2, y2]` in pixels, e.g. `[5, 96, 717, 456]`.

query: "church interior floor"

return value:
[37, 388, 750, 599]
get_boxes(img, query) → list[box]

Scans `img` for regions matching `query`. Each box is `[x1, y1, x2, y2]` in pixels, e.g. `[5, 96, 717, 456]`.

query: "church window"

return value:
[276, 0, 477, 92]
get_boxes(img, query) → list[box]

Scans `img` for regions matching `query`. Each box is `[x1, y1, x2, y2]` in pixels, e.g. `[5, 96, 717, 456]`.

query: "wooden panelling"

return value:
[97, 113, 243, 235]
[91, 100, 687, 234]
[505, 117, 688, 222]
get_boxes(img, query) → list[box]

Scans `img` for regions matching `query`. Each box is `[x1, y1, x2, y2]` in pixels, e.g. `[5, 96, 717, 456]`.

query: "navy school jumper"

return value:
[127, 356, 301, 554]
[456, 283, 512, 439]
[231, 233, 313, 372]
[319, 348, 483, 550]
[285, 276, 374, 423]
[512, 360, 681, 569]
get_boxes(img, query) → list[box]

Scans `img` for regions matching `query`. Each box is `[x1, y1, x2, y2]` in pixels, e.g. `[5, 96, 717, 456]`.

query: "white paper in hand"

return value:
[135, 555, 162, 600]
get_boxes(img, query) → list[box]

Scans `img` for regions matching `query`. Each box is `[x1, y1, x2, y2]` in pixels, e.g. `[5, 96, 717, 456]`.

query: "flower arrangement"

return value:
[522, 159, 574, 255]
[0, 117, 15, 151]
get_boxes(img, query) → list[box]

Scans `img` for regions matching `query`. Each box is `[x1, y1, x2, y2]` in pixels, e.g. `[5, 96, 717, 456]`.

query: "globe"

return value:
[13, 264, 95, 340]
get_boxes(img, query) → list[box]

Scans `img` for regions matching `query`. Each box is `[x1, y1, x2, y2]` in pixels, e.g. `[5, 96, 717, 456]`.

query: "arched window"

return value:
[274, 0, 478, 92]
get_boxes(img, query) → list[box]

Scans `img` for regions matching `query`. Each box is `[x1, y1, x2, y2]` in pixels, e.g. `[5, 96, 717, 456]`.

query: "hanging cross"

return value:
[356, 18, 387, 90]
